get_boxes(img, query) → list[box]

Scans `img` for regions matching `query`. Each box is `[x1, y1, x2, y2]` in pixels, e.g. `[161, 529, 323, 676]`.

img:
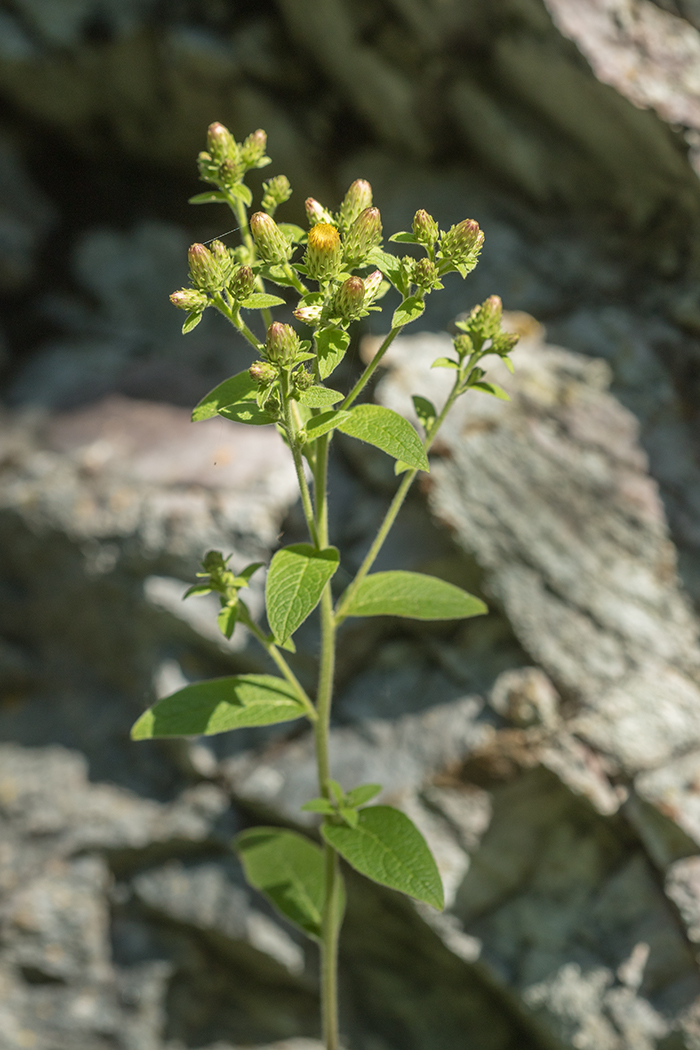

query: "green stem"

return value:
[281, 374, 320, 548]
[238, 608, 316, 721]
[335, 377, 461, 624]
[320, 841, 341, 1050]
[341, 326, 402, 410]
[213, 294, 263, 352]
[228, 193, 272, 327]
[285, 263, 308, 295]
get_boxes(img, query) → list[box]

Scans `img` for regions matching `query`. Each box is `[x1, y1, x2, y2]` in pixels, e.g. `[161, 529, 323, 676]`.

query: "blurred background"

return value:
[3, 1, 700, 1048]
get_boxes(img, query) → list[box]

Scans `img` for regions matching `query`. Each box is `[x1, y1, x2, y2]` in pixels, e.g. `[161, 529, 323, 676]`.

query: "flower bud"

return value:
[362, 269, 384, 304]
[413, 209, 439, 246]
[265, 322, 301, 364]
[240, 129, 267, 167]
[411, 257, 441, 291]
[293, 368, 314, 392]
[305, 222, 342, 281]
[293, 299, 324, 326]
[334, 276, 365, 322]
[343, 207, 382, 264]
[305, 197, 334, 226]
[441, 218, 484, 261]
[230, 265, 255, 301]
[249, 360, 278, 384]
[453, 333, 474, 358]
[261, 174, 292, 215]
[339, 179, 373, 229]
[481, 294, 503, 329]
[209, 240, 235, 283]
[170, 287, 209, 312]
[218, 157, 242, 186]
[250, 211, 291, 264]
[207, 122, 236, 162]
[188, 243, 224, 292]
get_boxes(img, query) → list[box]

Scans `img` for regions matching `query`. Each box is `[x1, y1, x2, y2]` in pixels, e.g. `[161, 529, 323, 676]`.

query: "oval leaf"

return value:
[188, 191, 227, 204]
[235, 827, 326, 937]
[337, 405, 429, 472]
[297, 386, 343, 408]
[388, 231, 418, 243]
[266, 544, 340, 643]
[227, 183, 253, 206]
[392, 295, 425, 328]
[130, 674, 307, 739]
[316, 328, 350, 380]
[182, 310, 203, 334]
[240, 293, 286, 309]
[471, 380, 510, 401]
[192, 371, 276, 426]
[304, 410, 351, 440]
[321, 806, 444, 910]
[341, 571, 487, 620]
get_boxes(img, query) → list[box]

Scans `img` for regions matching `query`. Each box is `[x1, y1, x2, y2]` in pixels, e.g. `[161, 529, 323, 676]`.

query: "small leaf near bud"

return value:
[188, 243, 224, 292]
[249, 360, 278, 384]
[250, 211, 292, 264]
[265, 322, 301, 364]
[170, 288, 209, 312]
[230, 265, 256, 301]
[262, 175, 292, 216]
[343, 207, 382, 265]
[334, 276, 365, 322]
[339, 179, 373, 230]
[413, 209, 439, 246]
[305, 223, 342, 281]
[305, 197, 335, 225]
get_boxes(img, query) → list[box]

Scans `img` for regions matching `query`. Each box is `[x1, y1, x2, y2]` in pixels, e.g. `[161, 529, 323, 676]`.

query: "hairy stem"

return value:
[213, 294, 263, 351]
[321, 841, 341, 1050]
[281, 374, 320, 548]
[341, 326, 402, 410]
[237, 608, 316, 720]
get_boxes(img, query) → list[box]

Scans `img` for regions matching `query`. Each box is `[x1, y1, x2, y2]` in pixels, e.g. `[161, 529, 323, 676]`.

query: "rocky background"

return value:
[3, 0, 700, 1048]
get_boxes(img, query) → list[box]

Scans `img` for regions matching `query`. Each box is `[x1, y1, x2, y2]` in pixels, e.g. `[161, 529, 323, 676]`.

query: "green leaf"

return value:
[388, 231, 419, 243]
[337, 405, 429, 473]
[394, 461, 411, 476]
[296, 386, 343, 408]
[503, 356, 515, 374]
[227, 183, 253, 206]
[240, 292, 286, 309]
[235, 827, 326, 937]
[339, 807, 359, 828]
[412, 395, 436, 431]
[316, 328, 350, 380]
[431, 357, 459, 370]
[304, 410, 351, 440]
[392, 295, 425, 329]
[217, 604, 238, 639]
[236, 562, 264, 584]
[328, 780, 344, 805]
[266, 544, 340, 643]
[188, 191, 228, 205]
[300, 798, 337, 815]
[182, 310, 203, 334]
[183, 583, 213, 598]
[471, 381, 510, 401]
[278, 223, 307, 244]
[192, 371, 276, 426]
[344, 783, 382, 807]
[130, 674, 308, 739]
[341, 571, 487, 620]
[365, 247, 404, 289]
[321, 805, 444, 910]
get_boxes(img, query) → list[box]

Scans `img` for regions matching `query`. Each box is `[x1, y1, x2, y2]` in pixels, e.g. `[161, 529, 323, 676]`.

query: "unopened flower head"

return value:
[188, 243, 224, 292]
[240, 129, 267, 168]
[249, 360, 278, 384]
[170, 287, 209, 312]
[339, 179, 373, 229]
[293, 298, 324, 326]
[411, 257, 441, 292]
[413, 209, 439, 246]
[305, 223, 342, 281]
[343, 207, 382, 264]
[441, 219, 484, 261]
[362, 269, 384, 304]
[293, 368, 314, 392]
[261, 175, 292, 215]
[265, 322, 301, 364]
[209, 240, 235, 283]
[335, 276, 365, 322]
[305, 197, 335, 226]
[207, 122, 237, 162]
[250, 211, 291, 264]
[230, 265, 255, 301]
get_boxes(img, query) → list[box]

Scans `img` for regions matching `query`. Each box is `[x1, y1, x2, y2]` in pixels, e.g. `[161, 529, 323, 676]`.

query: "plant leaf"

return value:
[392, 295, 425, 328]
[316, 328, 350, 380]
[192, 371, 276, 426]
[321, 805, 444, 909]
[239, 293, 286, 309]
[296, 386, 344, 408]
[266, 544, 340, 643]
[278, 223, 307, 244]
[300, 798, 337, 815]
[412, 395, 436, 431]
[304, 410, 352, 440]
[235, 827, 326, 937]
[471, 381, 510, 401]
[217, 605, 238, 639]
[339, 807, 359, 828]
[182, 310, 203, 334]
[188, 191, 227, 205]
[130, 674, 308, 739]
[388, 231, 418, 243]
[344, 783, 382, 807]
[365, 247, 404, 289]
[430, 357, 459, 370]
[227, 183, 253, 206]
[341, 571, 487, 620]
[337, 405, 429, 472]
[503, 356, 515, 374]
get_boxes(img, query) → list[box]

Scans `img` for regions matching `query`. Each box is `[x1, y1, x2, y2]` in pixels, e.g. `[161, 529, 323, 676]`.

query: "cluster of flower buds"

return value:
[305, 223, 342, 281]
[343, 207, 382, 266]
[249, 360, 277, 384]
[229, 265, 255, 301]
[261, 175, 292, 216]
[169, 287, 209, 312]
[305, 197, 335, 226]
[412, 209, 439, 247]
[455, 295, 519, 356]
[410, 257, 442, 293]
[239, 129, 268, 169]
[187, 243, 225, 292]
[209, 240, 236, 285]
[439, 219, 484, 272]
[338, 179, 373, 231]
[197, 123, 271, 192]
[250, 211, 292, 264]
[264, 322, 301, 365]
[292, 368, 314, 393]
